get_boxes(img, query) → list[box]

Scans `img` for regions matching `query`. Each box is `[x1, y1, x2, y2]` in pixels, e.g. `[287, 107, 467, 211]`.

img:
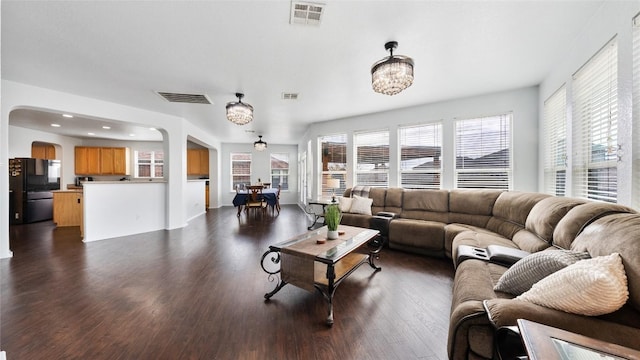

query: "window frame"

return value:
[134, 150, 164, 179]
[454, 113, 513, 190]
[543, 85, 568, 196]
[398, 123, 443, 189]
[270, 153, 289, 191]
[571, 37, 618, 203]
[354, 129, 390, 188]
[230, 152, 252, 192]
[318, 134, 347, 199]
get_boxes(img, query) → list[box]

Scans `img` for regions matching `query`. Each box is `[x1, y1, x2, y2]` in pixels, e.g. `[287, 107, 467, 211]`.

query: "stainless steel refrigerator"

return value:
[9, 158, 61, 224]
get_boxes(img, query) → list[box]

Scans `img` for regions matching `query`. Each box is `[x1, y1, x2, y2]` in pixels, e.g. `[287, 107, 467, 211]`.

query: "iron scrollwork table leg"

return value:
[260, 249, 287, 299]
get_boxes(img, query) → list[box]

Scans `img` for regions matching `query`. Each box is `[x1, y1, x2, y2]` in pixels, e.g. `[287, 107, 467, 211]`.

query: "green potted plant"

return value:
[325, 204, 341, 240]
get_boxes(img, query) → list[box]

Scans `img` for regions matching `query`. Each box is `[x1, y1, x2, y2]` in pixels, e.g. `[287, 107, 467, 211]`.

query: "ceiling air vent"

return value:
[281, 93, 299, 100]
[290, 1, 325, 26]
[157, 92, 212, 104]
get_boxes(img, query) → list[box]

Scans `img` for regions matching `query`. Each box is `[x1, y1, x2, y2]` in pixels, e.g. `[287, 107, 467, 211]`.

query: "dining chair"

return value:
[270, 184, 281, 215]
[246, 185, 267, 217]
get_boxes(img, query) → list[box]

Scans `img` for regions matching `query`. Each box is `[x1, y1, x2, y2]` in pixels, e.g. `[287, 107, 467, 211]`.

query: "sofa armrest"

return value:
[483, 299, 640, 351]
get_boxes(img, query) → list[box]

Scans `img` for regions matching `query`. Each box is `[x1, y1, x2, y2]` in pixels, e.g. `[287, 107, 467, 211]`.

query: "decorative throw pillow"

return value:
[494, 250, 590, 295]
[338, 197, 353, 213]
[349, 195, 373, 215]
[516, 253, 629, 316]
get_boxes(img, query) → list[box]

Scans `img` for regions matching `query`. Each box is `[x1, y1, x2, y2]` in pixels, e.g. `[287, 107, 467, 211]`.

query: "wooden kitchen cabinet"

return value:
[187, 148, 209, 176]
[75, 146, 128, 175]
[32, 143, 56, 159]
[75, 147, 101, 175]
[53, 191, 83, 237]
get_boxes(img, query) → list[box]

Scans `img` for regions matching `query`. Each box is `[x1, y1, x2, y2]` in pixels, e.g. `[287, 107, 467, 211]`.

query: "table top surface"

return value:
[517, 319, 640, 360]
[270, 225, 378, 264]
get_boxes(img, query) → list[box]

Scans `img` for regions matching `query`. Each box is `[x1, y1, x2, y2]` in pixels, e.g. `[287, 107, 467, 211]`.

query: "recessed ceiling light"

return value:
[62, 114, 73, 118]
[102, 126, 111, 130]
[51, 123, 61, 127]
[129, 134, 135, 137]
[88, 132, 96, 136]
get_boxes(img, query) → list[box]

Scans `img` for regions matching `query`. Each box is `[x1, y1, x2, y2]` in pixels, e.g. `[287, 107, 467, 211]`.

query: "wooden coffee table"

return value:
[260, 225, 382, 325]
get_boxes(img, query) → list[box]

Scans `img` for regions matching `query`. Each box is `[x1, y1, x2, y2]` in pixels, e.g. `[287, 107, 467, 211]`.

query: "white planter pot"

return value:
[327, 230, 339, 240]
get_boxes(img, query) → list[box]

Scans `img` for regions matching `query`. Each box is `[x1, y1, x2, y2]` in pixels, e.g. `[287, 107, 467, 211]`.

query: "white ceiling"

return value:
[2, 0, 605, 145]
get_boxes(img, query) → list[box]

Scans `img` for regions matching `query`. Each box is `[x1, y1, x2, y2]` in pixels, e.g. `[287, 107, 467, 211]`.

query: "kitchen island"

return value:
[82, 180, 166, 242]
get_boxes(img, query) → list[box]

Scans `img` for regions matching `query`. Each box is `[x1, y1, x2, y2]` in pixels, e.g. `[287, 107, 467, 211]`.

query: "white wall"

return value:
[220, 143, 298, 206]
[185, 180, 206, 221]
[538, 1, 640, 207]
[300, 86, 539, 200]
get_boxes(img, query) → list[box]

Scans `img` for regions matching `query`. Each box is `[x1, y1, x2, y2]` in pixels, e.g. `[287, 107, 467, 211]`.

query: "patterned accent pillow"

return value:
[349, 195, 373, 215]
[517, 253, 628, 316]
[494, 250, 591, 295]
[338, 197, 353, 213]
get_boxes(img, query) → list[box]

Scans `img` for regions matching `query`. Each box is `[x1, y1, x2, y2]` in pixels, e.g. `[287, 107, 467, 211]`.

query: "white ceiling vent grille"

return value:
[290, 2, 325, 26]
[157, 92, 212, 104]
[281, 92, 299, 100]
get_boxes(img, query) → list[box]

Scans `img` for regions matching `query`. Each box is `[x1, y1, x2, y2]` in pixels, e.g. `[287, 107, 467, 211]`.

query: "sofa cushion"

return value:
[494, 249, 591, 295]
[369, 188, 386, 214]
[349, 195, 372, 215]
[552, 202, 635, 250]
[517, 253, 629, 316]
[524, 197, 585, 243]
[400, 189, 449, 223]
[384, 187, 404, 214]
[338, 197, 353, 212]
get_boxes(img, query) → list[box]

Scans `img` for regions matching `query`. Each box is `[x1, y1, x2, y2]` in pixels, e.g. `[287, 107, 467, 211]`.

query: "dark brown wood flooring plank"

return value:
[2, 205, 454, 360]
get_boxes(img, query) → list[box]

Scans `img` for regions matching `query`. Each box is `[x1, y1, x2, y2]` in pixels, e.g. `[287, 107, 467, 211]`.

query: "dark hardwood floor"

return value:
[2, 205, 455, 360]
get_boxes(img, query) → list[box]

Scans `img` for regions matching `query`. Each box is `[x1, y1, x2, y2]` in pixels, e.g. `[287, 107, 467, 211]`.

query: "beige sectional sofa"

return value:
[339, 187, 640, 360]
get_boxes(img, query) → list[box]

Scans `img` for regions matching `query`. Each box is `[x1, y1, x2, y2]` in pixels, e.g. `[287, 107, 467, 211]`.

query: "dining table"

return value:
[233, 187, 279, 216]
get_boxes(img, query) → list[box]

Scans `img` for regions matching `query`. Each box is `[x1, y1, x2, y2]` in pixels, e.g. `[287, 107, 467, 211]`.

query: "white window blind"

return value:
[572, 38, 618, 203]
[231, 152, 251, 191]
[270, 153, 289, 190]
[355, 130, 389, 187]
[543, 86, 567, 196]
[633, 15, 640, 209]
[319, 134, 347, 198]
[399, 123, 442, 189]
[455, 114, 512, 189]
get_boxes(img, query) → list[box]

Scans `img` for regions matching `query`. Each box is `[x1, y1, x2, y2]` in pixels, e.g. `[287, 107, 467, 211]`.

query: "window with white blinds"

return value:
[355, 130, 389, 187]
[572, 37, 618, 203]
[455, 114, 512, 189]
[270, 153, 289, 191]
[543, 86, 567, 196]
[633, 15, 640, 209]
[231, 152, 251, 191]
[319, 134, 347, 198]
[399, 123, 442, 189]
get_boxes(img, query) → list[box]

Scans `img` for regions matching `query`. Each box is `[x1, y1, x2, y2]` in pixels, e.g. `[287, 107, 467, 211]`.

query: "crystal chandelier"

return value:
[226, 93, 254, 125]
[254, 135, 267, 151]
[371, 41, 414, 96]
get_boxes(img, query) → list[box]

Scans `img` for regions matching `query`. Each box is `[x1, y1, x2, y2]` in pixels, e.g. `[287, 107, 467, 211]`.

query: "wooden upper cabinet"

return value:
[187, 148, 209, 176]
[75, 147, 100, 175]
[32, 143, 56, 159]
[101, 148, 115, 174]
[112, 148, 127, 175]
[75, 146, 128, 175]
